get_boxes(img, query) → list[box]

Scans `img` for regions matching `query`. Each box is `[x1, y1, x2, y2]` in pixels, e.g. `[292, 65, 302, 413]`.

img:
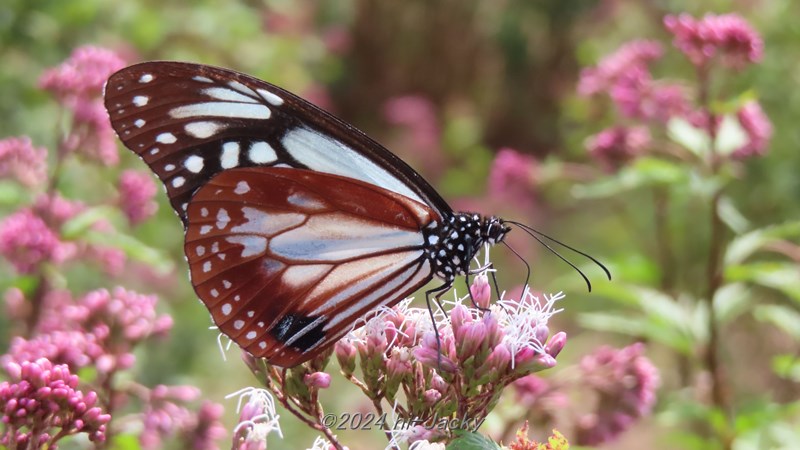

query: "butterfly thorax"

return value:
[423, 213, 509, 281]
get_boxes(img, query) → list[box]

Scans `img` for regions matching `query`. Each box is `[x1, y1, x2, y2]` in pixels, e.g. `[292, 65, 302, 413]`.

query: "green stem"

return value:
[697, 64, 733, 448]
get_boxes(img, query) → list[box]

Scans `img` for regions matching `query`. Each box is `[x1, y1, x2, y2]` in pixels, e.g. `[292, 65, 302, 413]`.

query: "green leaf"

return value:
[60, 205, 123, 239]
[726, 262, 800, 303]
[578, 286, 698, 353]
[110, 433, 143, 450]
[447, 432, 502, 450]
[771, 354, 800, 382]
[572, 157, 687, 199]
[83, 230, 173, 274]
[717, 195, 749, 234]
[754, 305, 800, 340]
[667, 117, 710, 156]
[713, 283, 750, 324]
[715, 114, 749, 156]
[0, 180, 27, 205]
[725, 221, 800, 265]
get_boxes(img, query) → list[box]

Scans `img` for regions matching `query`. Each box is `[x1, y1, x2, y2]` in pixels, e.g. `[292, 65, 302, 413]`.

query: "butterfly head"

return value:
[481, 216, 510, 246]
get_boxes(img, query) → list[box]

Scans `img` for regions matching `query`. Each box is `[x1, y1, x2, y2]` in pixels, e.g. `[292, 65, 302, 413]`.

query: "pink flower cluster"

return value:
[664, 13, 764, 69]
[579, 39, 690, 126]
[333, 273, 566, 446]
[140, 385, 225, 450]
[0, 190, 131, 276]
[118, 170, 158, 225]
[580, 13, 771, 165]
[733, 100, 773, 158]
[383, 95, 444, 176]
[585, 126, 651, 171]
[384, 95, 441, 154]
[0, 358, 111, 446]
[230, 389, 283, 450]
[6, 287, 172, 376]
[0, 209, 76, 274]
[575, 343, 660, 446]
[0, 137, 48, 187]
[39, 45, 127, 166]
[578, 40, 664, 96]
[39, 46, 126, 100]
[488, 148, 538, 204]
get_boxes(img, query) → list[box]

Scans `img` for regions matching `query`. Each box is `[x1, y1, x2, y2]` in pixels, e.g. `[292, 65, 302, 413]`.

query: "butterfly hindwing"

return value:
[103, 61, 452, 225]
[185, 166, 437, 366]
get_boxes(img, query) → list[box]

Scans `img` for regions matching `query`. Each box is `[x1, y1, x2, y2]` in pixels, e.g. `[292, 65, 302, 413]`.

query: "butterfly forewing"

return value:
[184, 167, 437, 366]
[103, 61, 452, 225]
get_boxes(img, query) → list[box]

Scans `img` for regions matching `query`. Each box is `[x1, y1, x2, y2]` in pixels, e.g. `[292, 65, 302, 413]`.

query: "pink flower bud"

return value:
[449, 304, 471, 341]
[423, 389, 442, 404]
[477, 344, 511, 377]
[470, 274, 491, 309]
[304, 372, 331, 389]
[457, 322, 487, 362]
[335, 340, 357, 375]
[546, 332, 567, 358]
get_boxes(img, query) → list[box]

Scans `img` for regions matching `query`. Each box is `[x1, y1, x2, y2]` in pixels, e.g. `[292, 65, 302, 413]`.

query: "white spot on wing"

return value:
[234, 320, 245, 330]
[184, 155, 204, 173]
[139, 74, 153, 83]
[247, 141, 277, 164]
[172, 177, 185, 188]
[133, 96, 149, 106]
[170, 102, 271, 120]
[202, 87, 259, 103]
[257, 89, 284, 106]
[259, 341, 267, 349]
[225, 235, 267, 257]
[287, 192, 327, 212]
[221, 142, 240, 169]
[228, 80, 258, 97]
[196, 245, 205, 256]
[156, 133, 177, 144]
[223, 280, 232, 289]
[185, 121, 225, 139]
[270, 212, 424, 261]
[165, 164, 175, 171]
[246, 331, 257, 339]
[203, 261, 212, 273]
[149, 148, 160, 155]
[231, 207, 305, 235]
[210, 288, 219, 298]
[282, 264, 332, 288]
[193, 76, 213, 83]
[221, 303, 232, 315]
[234, 181, 250, 195]
[216, 208, 230, 229]
[281, 127, 423, 203]
[134, 119, 145, 128]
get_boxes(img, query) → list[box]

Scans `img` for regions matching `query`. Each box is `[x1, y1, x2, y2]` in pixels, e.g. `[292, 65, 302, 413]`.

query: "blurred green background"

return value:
[1, 0, 798, 449]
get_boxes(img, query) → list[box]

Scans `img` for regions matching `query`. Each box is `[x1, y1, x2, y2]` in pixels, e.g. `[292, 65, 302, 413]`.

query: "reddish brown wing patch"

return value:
[185, 167, 439, 367]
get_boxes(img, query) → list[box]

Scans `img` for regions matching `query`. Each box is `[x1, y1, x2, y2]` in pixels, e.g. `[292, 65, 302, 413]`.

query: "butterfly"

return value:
[104, 62, 608, 368]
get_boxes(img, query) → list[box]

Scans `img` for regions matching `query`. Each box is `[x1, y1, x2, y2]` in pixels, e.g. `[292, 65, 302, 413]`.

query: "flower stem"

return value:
[697, 64, 733, 448]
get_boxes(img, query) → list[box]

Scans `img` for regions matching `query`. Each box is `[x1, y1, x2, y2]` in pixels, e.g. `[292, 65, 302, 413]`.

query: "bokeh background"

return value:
[1, 0, 798, 449]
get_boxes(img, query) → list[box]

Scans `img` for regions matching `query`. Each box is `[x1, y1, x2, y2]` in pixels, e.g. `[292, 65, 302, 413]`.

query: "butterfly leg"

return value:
[424, 282, 453, 370]
[462, 235, 491, 313]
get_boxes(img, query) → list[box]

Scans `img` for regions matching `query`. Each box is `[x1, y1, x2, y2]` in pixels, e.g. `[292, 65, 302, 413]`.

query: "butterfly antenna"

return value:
[508, 221, 612, 282]
[506, 221, 603, 292]
[501, 241, 532, 290]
